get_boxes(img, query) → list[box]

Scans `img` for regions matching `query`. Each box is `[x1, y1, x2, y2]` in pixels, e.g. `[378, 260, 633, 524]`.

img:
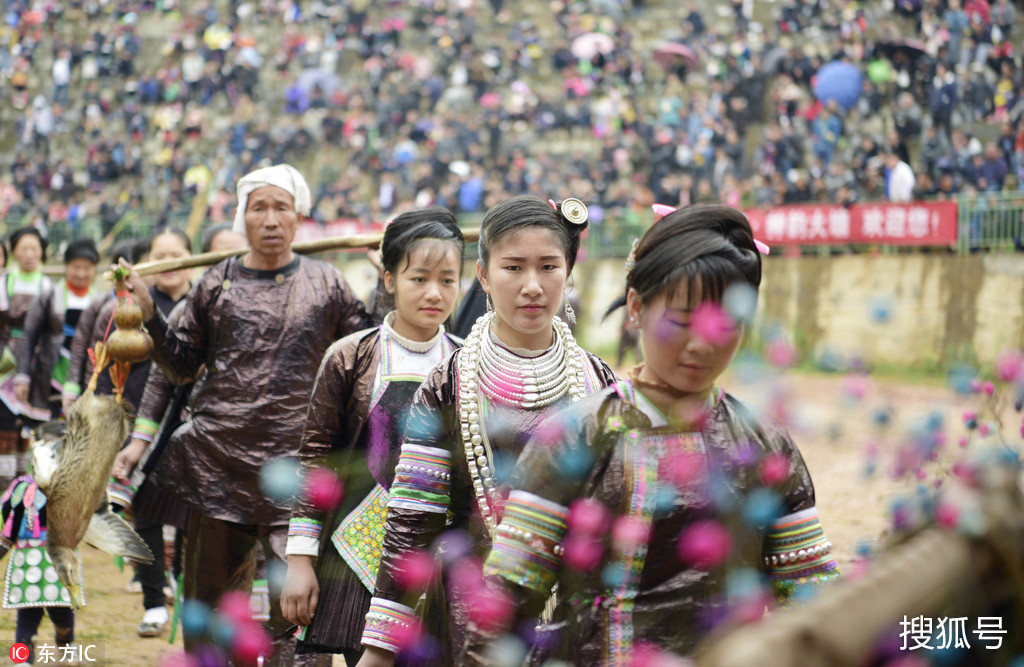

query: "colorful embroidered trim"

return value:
[763, 506, 839, 603]
[287, 517, 323, 542]
[577, 349, 601, 394]
[4, 543, 77, 609]
[333, 484, 389, 591]
[387, 444, 451, 514]
[106, 480, 135, 510]
[484, 490, 569, 594]
[250, 578, 270, 622]
[606, 433, 659, 665]
[131, 417, 160, 443]
[361, 597, 417, 654]
[368, 326, 453, 415]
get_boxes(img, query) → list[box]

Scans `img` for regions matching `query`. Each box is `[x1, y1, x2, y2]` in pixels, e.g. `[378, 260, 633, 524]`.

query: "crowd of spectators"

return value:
[0, 0, 1023, 252]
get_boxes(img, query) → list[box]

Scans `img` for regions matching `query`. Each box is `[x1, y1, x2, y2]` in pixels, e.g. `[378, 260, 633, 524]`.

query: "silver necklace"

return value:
[458, 312, 587, 533]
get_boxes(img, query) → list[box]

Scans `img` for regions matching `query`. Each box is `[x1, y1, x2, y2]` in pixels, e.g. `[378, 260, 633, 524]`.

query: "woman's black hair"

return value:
[200, 223, 236, 253]
[108, 239, 141, 265]
[381, 206, 464, 275]
[64, 238, 100, 264]
[606, 205, 761, 317]
[477, 195, 588, 273]
[9, 226, 47, 260]
[148, 226, 192, 254]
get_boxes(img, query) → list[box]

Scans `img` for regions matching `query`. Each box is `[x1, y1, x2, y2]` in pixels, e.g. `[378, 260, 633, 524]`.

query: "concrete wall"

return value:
[339, 254, 1024, 367]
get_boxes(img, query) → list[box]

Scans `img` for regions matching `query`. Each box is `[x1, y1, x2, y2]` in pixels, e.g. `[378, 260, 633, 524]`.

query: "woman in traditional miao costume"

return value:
[476, 205, 840, 664]
[0, 228, 53, 487]
[100, 227, 194, 638]
[357, 195, 617, 667]
[13, 239, 100, 422]
[280, 208, 466, 666]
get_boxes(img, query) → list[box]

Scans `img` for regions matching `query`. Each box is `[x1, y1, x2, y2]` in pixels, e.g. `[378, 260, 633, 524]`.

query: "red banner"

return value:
[743, 201, 958, 246]
[294, 218, 383, 244]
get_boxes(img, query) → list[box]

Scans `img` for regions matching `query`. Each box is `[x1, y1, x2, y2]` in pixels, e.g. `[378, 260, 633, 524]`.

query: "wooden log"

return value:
[82, 228, 479, 277]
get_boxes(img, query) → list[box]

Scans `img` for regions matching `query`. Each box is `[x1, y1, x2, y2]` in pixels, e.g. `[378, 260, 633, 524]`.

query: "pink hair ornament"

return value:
[650, 204, 770, 255]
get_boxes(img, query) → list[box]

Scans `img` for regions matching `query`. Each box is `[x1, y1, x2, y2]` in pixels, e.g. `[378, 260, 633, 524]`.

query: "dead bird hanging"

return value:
[33, 396, 153, 608]
[35, 266, 157, 608]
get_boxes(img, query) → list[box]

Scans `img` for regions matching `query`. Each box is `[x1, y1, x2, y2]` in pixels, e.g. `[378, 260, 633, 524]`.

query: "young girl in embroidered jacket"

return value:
[357, 196, 617, 667]
[477, 205, 839, 664]
[280, 207, 465, 665]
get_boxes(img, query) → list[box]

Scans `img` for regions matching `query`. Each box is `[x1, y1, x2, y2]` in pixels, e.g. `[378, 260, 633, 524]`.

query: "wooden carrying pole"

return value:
[121, 228, 480, 277]
[695, 462, 1024, 667]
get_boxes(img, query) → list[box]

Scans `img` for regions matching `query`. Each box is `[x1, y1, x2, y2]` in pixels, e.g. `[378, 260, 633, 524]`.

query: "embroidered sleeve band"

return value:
[386, 444, 451, 514]
[285, 517, 323, 556]
[484, 490, 569, 594]
[131, 417, 160, 443]
[361, 597, 417, 654]
[763, 506, 840, 603]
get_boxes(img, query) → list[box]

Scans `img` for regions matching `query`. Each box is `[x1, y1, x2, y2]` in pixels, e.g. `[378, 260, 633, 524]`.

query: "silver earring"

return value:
[486, 294, 493, 313]
[563, 291, 576, 325]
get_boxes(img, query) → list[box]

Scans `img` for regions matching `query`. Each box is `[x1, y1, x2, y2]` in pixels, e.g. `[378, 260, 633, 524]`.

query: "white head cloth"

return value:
[232, 164, 312, 234]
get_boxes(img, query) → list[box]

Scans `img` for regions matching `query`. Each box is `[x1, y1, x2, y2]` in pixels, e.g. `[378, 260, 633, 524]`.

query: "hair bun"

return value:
[559, 198, 589, 226]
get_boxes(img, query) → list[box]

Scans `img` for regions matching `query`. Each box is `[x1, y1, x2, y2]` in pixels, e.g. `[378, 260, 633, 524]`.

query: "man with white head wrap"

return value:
[126, 164, 382, 666]
[231, 164, 312, 236]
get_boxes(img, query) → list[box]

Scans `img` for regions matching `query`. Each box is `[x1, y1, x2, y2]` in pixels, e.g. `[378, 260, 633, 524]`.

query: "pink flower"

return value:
[464, 585, 512, 632]
[217, 591, 252, 625]
[563, 535, 604, 571]
[690, 302, 736, 346]
[232, 623, 272, 665]
[995, 349, 1024, 383]
[842, 374, 870, 401]
[677, 519, 732, 569]
[395, 549, 436, 592]
[766, 339, 797, 368]
[663, 451, 706, 486]
[935, 502, 959, 528]
[611, 516, 651, 552]
[759, 453, 790, 486]
[567, 498, 610, 536]
[306, 468, 344, 513]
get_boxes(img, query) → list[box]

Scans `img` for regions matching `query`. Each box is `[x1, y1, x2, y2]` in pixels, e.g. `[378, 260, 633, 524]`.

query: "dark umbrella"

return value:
[875, 38, 928, 63]
[653, 41, 700, 71]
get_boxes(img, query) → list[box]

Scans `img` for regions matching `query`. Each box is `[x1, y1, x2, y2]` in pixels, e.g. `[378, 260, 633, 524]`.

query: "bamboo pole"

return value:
[75, 228, 479, 278]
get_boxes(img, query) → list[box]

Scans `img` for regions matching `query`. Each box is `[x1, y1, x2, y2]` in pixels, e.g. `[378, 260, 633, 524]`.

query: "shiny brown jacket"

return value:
[373, 348, 617, 662]
[146, 256, 378, 525]
[473, 385, 820, 664]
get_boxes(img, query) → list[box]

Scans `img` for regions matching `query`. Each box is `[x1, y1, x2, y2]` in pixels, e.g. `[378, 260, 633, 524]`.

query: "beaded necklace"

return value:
[458, 312, 587, 534]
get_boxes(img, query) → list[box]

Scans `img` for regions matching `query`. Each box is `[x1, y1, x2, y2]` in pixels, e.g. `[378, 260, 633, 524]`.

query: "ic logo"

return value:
[8, 643, 29, 663]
